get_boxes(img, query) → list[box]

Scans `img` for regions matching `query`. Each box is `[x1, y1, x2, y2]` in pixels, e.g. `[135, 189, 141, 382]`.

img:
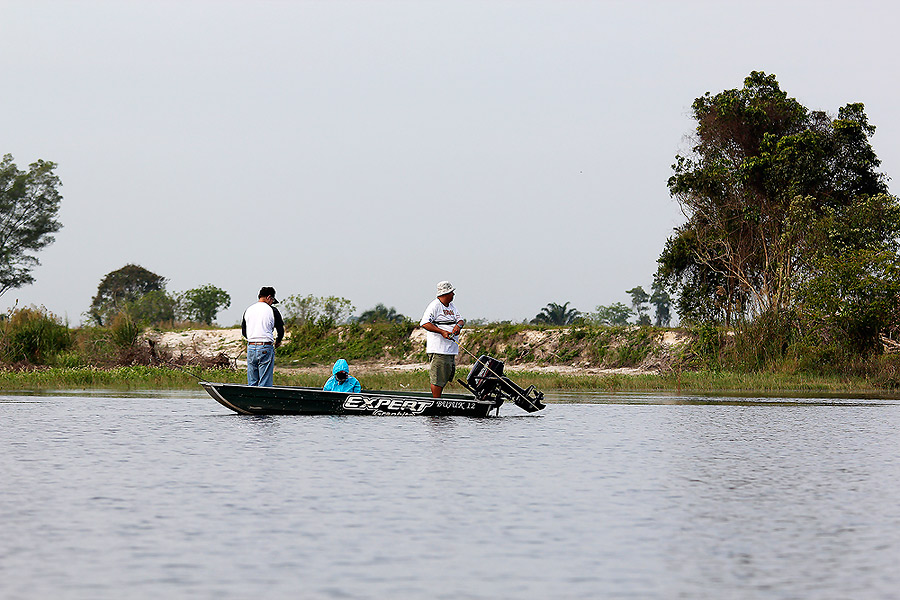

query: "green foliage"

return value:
[464, 322, 532, 359]
[656, 229, 732, 324]
[867, 355, 900, 390]
[280, 321, 415, 365]
[593, 302, 631, 326]
[613, 327, 657, 366]
[531, 302, 580, 325]
[0, 306, 72, 364]
[67, 326, 120, 366]
[2, 361, 893, 394]
[177, 284, 231, 325]
[727, 309, 800, 371]
[280, 294, 318, 326]
[626, 286, 650, 325]
[0, 154, 63, 297]
[5, 319, 900, 392]
[658, 70, 899, 367]
[89, 264, 168, 325]
[357, 303, 407, 324]
[281, 294, 355, 327]
[126, 290, 177, 325]
[660, 71, 889, 323]
[320, 296, 355, 326]
[692, 323, 724, 370]
[109, 313, 141, 349]
[796, 249, 900, 356]
[650, 283, 672, 327]
[0, 365, 247, 390]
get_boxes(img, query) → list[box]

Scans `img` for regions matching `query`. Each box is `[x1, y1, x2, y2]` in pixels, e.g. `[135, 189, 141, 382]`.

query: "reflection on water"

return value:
[1, 390, 899, 599]
[545, 389, 900, 406]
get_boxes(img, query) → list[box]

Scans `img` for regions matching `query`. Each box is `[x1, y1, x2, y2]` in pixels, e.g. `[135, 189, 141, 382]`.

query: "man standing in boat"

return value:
[420, 281, 465, 398]
[241, 286, 285, 387]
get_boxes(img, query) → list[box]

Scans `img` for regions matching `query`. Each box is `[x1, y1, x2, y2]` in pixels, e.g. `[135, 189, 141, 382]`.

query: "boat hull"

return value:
[201, 382, 497, 417]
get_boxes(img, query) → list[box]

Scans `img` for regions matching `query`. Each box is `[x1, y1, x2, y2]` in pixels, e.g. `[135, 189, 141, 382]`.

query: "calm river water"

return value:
[2, 389, 899, 600]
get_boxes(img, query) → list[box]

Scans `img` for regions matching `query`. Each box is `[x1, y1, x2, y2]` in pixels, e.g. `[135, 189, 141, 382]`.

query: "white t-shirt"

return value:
[243, 301, 277, 343]
[420, 298, 463, 355]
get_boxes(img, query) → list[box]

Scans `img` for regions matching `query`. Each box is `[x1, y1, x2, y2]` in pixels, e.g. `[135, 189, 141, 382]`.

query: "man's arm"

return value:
[273, 307, 285, 346]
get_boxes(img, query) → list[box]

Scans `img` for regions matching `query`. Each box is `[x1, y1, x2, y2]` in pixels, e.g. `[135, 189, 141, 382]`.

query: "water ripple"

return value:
[1, 391, 899, 599]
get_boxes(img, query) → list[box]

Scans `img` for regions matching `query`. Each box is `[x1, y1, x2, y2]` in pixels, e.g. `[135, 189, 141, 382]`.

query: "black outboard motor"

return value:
[466, 355, 505, 399]
[459, 355, 546, 414]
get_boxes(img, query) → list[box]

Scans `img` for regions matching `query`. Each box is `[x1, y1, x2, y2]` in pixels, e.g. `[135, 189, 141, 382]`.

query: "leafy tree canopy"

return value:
[626, 286, 651, 326]
[89, 264, 167, 325]
[650, 283, 672, 327]
[178, 284, 231, 325]
[658, 71, 891, 325]
[320, 296, 355, 326]
[358, 303, 407, 324]
[0, 154, 63, 297]
[281, 294, 355, 327]
[594, 302, 631, 326]
[128, 289, 177, 325]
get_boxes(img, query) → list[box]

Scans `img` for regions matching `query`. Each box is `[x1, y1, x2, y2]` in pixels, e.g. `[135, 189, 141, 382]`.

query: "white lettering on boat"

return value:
[435, 400, 477, 410]
[343, 396, 433, 414]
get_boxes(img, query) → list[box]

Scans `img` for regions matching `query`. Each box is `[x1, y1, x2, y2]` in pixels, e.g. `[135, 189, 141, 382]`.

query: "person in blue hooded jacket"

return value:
[323, 358, 361, 393]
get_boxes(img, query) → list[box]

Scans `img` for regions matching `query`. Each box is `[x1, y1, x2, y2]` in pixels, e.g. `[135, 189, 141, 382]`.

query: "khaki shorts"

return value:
[429, 353, 456, 388]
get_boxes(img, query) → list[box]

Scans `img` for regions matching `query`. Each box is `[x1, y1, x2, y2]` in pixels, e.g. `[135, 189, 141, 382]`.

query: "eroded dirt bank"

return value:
[144, 327, 692, 375]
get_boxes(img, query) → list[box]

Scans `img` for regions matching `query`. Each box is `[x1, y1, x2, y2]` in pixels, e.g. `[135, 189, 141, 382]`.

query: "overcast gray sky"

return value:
[3, 0, 898, 325]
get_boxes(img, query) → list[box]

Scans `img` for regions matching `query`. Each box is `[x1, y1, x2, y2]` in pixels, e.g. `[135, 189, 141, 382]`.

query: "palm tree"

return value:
[531, 302, 580, 325]
[357, 303, 407, 324]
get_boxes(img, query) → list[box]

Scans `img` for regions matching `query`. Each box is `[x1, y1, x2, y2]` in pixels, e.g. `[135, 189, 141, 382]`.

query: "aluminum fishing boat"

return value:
[202, 355, 545, 417]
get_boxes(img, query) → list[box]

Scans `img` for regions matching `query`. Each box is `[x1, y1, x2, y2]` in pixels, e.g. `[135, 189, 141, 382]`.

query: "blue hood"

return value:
[332, 359, 350, 375]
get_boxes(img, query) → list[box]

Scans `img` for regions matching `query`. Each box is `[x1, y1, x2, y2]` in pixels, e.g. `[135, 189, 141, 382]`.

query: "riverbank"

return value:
[3, 325, 898, 395]
[0, 363, 892, 397]
[142, 325, 688, 372]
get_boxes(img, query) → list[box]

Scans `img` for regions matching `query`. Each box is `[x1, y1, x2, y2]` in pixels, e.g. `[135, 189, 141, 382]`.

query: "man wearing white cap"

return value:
[420, 281, 465, 397]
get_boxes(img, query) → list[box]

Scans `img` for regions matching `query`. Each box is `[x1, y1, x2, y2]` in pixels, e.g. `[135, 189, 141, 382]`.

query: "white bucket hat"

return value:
[436, 281, 455, 297]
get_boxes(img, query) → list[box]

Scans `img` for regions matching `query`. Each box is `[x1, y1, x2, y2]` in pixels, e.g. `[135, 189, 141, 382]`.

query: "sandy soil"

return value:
[143, 328, 249, 364]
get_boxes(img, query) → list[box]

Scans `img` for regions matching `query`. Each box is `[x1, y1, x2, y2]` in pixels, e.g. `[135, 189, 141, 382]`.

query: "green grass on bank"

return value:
[0, 365, 890, 396]
[506, 369, 883, 395]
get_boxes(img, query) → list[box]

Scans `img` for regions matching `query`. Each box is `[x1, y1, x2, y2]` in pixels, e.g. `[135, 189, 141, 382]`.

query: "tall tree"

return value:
[658, 71, 889, 323]
[626, 286, 651, 326]
[89, 264, 167, 325]
[649, 283, 672, 327]
[0, 154, 63, 297]
[280, 294, 319, 327]
[129, 289, 177, 325]
[789, 193, 900, 354]
[280, 293, 354, 327]
[594, 302, 631, 326]
[178, 284, 231, 325]
[319, 296, 355, 326]
[531, 302, 580, 326]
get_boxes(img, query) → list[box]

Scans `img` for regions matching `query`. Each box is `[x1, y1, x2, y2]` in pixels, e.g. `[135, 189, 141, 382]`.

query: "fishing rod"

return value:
[164, 360, 206, 382]
[454, 335, 545, 413]
[456, 340, 502, 378]
[431, 327, 500, 381]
